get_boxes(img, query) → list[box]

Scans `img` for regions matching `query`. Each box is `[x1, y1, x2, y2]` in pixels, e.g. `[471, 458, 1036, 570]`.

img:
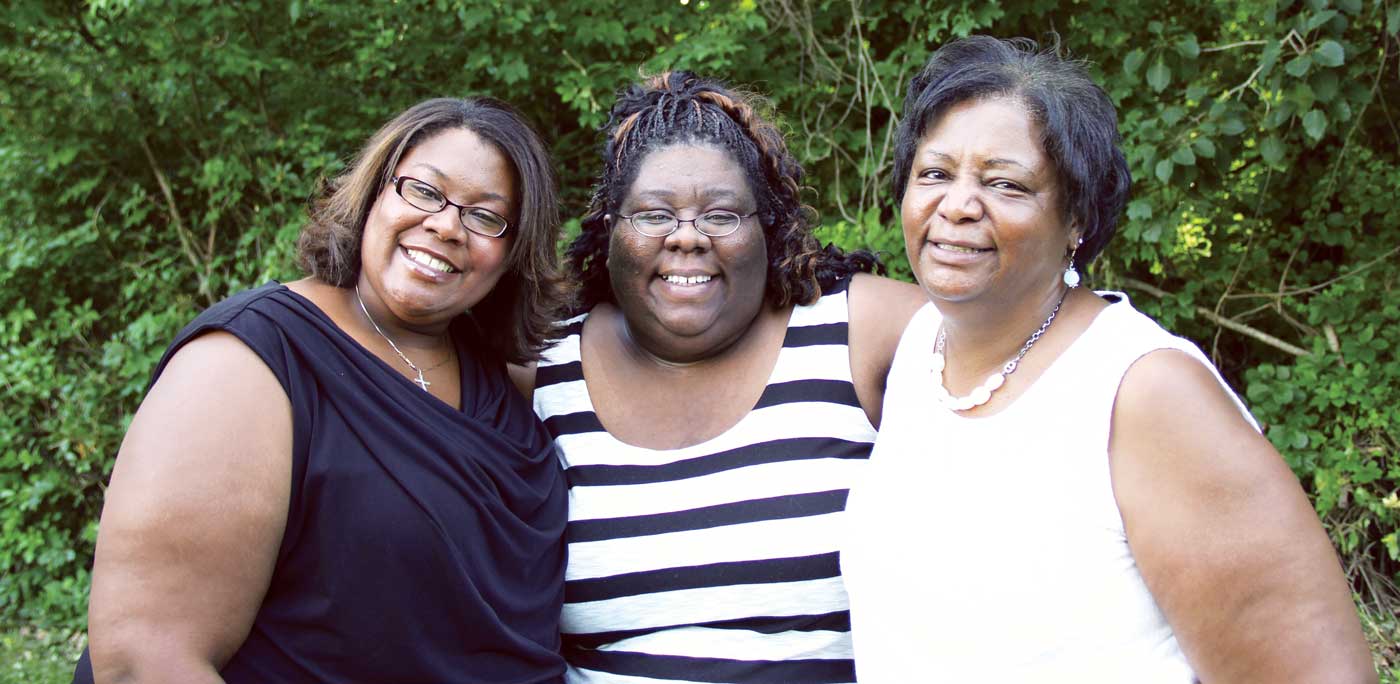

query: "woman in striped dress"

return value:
[510, 72, 926, 683]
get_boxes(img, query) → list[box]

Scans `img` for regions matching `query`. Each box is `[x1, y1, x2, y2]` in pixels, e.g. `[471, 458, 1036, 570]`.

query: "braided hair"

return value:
[566, 71, 880, 311]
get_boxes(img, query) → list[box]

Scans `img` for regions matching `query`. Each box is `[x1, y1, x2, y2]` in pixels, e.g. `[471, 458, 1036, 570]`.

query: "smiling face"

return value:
[606, 143, 768, 362]
[902, 96, 1077, 309]
[357, 127, 515, 333]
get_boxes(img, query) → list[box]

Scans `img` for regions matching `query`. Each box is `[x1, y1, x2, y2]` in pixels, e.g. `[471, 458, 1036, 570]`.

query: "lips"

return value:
[401, 246, 459, 274]
[661, 274, 713, 285]
[931, 241, 993, 254]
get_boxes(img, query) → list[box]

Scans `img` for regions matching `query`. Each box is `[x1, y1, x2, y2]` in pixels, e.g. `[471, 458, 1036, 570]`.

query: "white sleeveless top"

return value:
[840, 293, 1256, 683]
[534, 285, 873, 684]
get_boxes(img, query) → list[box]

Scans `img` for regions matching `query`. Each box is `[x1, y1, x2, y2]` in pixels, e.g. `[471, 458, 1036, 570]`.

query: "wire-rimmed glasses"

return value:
[617, 209, 757, 238]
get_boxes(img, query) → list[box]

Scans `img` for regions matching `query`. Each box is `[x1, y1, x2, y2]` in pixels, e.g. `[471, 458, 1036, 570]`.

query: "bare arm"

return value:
[88, 332, 293, 684]
[846, 272, 928, 428]
[1110, 350, 1374, 683]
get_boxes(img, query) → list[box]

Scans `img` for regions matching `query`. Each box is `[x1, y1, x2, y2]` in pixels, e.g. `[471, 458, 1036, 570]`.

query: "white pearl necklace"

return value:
[931, 291, 1066, 412]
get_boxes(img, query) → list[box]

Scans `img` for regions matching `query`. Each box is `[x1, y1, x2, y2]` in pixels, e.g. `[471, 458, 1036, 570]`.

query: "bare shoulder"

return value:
[1114, 348, 1256, 445]
[89, 330, 293, 677]
[847, 273, 926, 351]
[1109, 348, 1373, 682]
[846, 274, 928, 427]
[1110, 347, 1289, 527]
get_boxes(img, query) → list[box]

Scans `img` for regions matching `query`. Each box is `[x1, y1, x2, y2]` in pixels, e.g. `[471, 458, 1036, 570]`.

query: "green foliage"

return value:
[1, 0, 1397, 662]
[0, 627, 82, 684]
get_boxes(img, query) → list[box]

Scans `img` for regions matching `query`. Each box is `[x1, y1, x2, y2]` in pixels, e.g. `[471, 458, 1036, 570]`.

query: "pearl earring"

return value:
[1063, 238, 1084, 288]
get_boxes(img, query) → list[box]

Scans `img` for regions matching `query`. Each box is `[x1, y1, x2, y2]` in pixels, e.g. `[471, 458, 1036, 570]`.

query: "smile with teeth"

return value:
[661, 274, 713, 286]
[935, 242, 991, 254]
[404, 247, 458, 274]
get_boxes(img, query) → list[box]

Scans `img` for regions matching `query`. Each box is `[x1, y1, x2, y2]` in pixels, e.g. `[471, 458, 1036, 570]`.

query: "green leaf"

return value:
[1161, 106, 1186, 126]
[1123, 49, 1147, 77]
[1260, 136, 1286, 165]
[1259, 41, 1283, 76]
[1155, 158, 1175, 183]
[1192, 137, 1217, 158]
[1220, 117, 1247, 136]
[1389, 6, 1400, 35]
[1285, 54, 1312, 77]
[1171, 146, 1197, 166]
[1292, 430, 1309, 450]
[1313, 40, 1345, 67]
[1303, 109, 1328, 140]
[290, 0, 301, 23]
[1305, 9, 1338, 31]
[1126, 199, 1154, 220]
[1176, 35, 1200, 59]
[1146, 59, 1171, 92]
[1311, 71, 1340, 103]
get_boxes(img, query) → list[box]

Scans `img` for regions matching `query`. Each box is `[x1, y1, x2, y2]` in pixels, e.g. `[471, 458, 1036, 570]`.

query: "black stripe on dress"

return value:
[535, 359, 583, 388]
[562, 610, 852, 648]
[782, 322, 847, 348]
[544, 410, 606, 437]
[566, 437, 870, 487]
[566, 490, 850, 543]
[565, 552, 840, 603]
[752, 379, 861, 410]
[566, 649, 855, 684]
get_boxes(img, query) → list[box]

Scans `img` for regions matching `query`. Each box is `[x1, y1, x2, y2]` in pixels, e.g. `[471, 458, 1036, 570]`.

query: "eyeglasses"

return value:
[617, 209, 756, 238]
[390, 176, 510, 238]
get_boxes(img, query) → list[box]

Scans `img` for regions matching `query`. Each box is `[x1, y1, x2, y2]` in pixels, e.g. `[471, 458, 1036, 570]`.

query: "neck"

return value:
[938, 283, 1070, 376]
[351, 285, 451, 354]
[611, 304, 766, 372]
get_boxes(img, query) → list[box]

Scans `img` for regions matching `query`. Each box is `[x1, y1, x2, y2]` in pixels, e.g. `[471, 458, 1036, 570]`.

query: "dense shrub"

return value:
[1, 0, 1396, 646]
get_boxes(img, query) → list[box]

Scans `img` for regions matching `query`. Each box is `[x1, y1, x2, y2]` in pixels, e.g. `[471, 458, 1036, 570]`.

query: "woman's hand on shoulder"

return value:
[88, 331, 293, 684]
[847, 273, 928, 428]
[1110, 349, 1375, 683]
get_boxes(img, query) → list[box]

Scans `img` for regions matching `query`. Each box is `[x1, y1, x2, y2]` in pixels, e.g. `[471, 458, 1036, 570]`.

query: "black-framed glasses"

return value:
[617, 209, 757, 238]
[391, 176, 510, 238]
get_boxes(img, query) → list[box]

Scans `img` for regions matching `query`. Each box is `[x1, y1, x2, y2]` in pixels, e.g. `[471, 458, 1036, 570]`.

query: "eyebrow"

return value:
[408, 162, 510, 204]
[921, 151, 1034, 172]
[629, 188, 747, 203]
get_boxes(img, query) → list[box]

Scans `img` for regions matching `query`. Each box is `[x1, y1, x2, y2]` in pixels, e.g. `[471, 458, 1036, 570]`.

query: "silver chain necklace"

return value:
[354, 285, 445, 392]
[931, 289, 1068, 412]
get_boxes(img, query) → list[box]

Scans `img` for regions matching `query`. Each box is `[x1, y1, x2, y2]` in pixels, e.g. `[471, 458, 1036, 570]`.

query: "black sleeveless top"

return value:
[76, 283, 567, 684]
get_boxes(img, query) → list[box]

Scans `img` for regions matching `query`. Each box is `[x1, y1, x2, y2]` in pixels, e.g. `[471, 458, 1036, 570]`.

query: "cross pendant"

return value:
[413, 370, 431, 391]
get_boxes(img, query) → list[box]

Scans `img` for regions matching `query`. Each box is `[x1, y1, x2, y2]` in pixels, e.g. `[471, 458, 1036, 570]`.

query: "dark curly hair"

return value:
[894, 36, 1131, 271]
[566, 71, 879, 311]
[296, 97, 568, 364]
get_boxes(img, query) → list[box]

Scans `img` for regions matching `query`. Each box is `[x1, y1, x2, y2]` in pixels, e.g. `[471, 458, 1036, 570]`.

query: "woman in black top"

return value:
[79, 97, 569, 683]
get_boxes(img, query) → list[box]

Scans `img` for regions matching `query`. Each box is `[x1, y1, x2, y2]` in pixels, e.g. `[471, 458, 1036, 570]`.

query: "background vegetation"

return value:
[2, 0, 1397, 678]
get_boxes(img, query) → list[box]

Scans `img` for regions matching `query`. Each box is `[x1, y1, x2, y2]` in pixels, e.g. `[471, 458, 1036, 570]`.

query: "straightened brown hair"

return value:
[297, 97, 568, 363]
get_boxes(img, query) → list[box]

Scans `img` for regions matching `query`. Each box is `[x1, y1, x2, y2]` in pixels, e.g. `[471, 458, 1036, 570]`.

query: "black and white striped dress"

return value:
[532, 284, 873, 684]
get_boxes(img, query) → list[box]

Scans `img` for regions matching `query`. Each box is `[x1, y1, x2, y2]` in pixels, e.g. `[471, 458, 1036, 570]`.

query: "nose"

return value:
[663, 216, 711, 253]
[938, 177, 984, 224]
[424, 207, 468, 243]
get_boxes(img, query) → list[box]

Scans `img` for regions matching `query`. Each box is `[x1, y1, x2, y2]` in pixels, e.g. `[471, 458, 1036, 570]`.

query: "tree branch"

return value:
[1201, 39, 1267, 53]
[1119, 277, 1315, 358]
[139, 136, 214, 305]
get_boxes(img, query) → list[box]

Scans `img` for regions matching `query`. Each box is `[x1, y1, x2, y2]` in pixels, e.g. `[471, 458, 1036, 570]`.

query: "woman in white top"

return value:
[840, 36, 1374, 683]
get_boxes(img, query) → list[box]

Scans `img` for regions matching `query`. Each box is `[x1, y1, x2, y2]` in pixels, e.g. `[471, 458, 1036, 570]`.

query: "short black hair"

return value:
[567, 71, 878, 311]
[894, 36, 1131, 269]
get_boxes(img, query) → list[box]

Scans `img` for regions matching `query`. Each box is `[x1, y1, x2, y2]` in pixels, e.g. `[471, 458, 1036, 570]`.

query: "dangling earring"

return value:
[1063, 238, 1084, 288]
